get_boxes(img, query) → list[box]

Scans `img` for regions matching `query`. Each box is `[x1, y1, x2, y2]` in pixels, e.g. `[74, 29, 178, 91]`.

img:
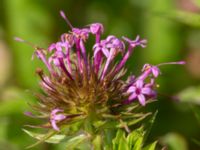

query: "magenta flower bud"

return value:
[72, 28, 90, 41]
[151, 66, 160, 78]
[50, 109, 66, 131]
[139, 64, 160, 80]
[90, 23, 104, 34]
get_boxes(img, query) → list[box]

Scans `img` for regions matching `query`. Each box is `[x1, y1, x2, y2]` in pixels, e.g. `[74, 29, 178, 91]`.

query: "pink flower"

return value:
[90, 23, 104, 35]
[50, 109, 66, 131]
[127, 80, 154, 106]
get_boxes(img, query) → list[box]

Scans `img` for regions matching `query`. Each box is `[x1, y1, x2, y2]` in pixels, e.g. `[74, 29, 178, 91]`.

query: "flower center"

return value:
[135, 88, 141, 95]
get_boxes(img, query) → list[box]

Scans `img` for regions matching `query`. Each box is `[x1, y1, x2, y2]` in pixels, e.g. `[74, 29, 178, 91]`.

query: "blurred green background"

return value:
[0, 0, 200, 149]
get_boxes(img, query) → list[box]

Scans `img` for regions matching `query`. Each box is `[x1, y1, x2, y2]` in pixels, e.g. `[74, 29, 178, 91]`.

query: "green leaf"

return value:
[65, 133, 89, 150]
[127, 127, 144, 150]
[133, 137, 143, 150]
[92, 135, 102, 150]
[112, 129, 129, 150]
[126, 113, 151, 126]
[23, 129, 65, 144]
[143, 141, 157, 150]
[143, 111, 158, 143]
[24, 129, 58, 149]
[104, 129, 115, 150]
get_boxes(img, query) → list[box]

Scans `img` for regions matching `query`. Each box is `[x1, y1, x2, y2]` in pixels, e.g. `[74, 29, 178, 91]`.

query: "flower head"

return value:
[20, 11, 185, 145]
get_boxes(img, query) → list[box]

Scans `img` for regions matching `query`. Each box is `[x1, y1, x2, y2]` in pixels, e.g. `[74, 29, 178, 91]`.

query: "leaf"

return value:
[143, 111, 158, 143]
[92, 135, 102, 150]
[177, 86, 200, 105]
[133, 137, 143, 150]
[127, 127, 144, 150]
[93, 120, 106, 128]
[24, 129, 58, 149]
[65, 133, 89, 150]
[112, 129, 129, 150]
[126, 113, 152, 126]
[104, 129, 115, 150]
[143, 141, 157, 150]
[23, 129, 65, 144]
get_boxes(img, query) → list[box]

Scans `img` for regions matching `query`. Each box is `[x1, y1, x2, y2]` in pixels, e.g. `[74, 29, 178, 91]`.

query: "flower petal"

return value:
[151, 66, 160, 78]
[127, 86, 136, 93]
[51, 109, 63, 115]
[141, 87, 152, 95]
[128, 93, 137, 101]
[54, 114, 66, 121]
[136, 80, 143, 88]
[138, 94, 146, 106]
[102, 48, 110, 58]
[51, 120, 60, 131]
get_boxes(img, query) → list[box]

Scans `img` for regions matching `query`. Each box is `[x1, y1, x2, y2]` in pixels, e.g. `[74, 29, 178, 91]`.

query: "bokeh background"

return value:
[0, 0, 200, 149]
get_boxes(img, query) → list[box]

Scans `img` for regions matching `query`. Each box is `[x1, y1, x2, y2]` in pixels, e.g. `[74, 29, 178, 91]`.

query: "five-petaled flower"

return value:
[127, 80, 155, 106]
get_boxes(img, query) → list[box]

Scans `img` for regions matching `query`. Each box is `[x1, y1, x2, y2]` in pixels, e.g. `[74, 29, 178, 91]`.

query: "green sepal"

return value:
[127, 127, 144, 150]
[92, 135, 102, 150]
[112, 129, 129, 150]
[143, 141, 157, 150]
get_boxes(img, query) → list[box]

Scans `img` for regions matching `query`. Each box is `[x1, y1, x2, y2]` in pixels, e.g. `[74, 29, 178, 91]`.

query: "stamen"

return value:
[60, 10, 73, 29]
[157, 61, 186, 66]
[14, 37, 37, 48]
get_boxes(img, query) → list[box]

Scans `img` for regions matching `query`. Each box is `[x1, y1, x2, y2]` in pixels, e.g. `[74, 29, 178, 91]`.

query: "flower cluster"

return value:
[19, 12, 185, 134]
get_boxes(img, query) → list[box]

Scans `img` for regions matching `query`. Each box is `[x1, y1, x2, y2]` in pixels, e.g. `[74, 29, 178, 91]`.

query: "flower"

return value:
[127, 80, 155, 106]
[19, 11, 185, 140]
[93, 35, 125, 78]
[50, 109, 66, 131]
[90, 23, 104, 35]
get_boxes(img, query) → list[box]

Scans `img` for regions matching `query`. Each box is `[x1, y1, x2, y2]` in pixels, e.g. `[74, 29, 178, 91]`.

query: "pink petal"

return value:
[151, 66, 160, 78]
[51, 109, 63, 115]
[51, 120, 60, 131]
[54, 114, 66, 121]
[127, 86, 136, 93]
[136, 80, 144, 88]
[102, 48, 110, 58]
[141, 87, 152, 95]
[48, 43, 56, 51]
[138, 94, 146, 106]
[94, 48, 101, 58]
[128, 93, 137, 101]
